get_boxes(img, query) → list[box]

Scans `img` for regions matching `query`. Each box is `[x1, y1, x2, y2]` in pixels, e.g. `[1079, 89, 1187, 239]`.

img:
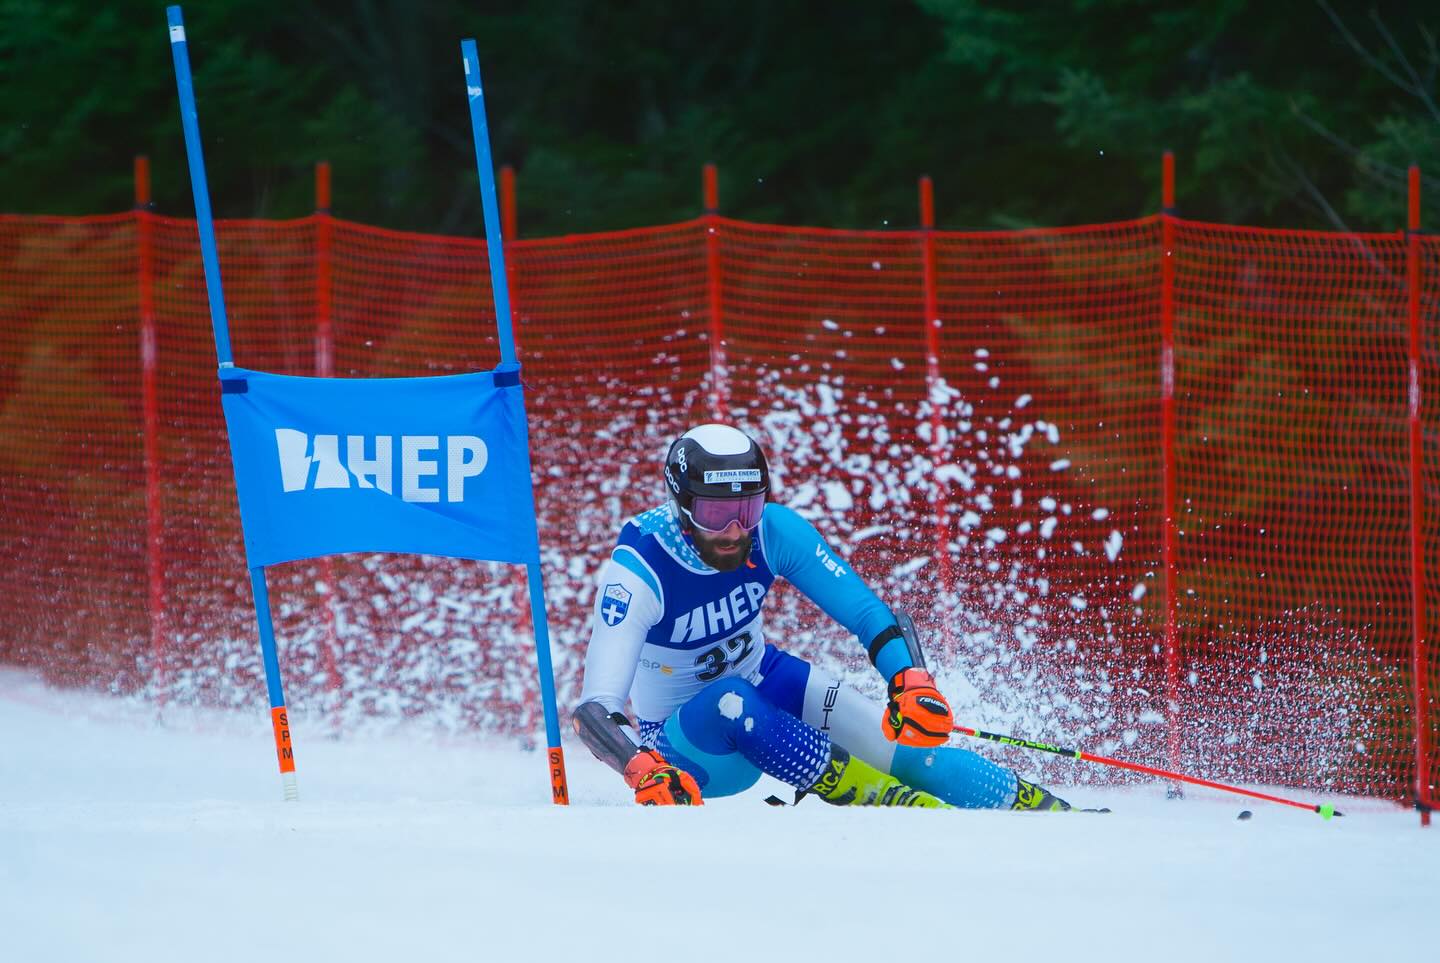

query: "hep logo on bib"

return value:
[600, 583, 632, 626]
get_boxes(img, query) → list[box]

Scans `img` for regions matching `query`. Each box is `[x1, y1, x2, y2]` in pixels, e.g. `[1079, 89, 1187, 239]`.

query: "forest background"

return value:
[3, 0, 1438, 234]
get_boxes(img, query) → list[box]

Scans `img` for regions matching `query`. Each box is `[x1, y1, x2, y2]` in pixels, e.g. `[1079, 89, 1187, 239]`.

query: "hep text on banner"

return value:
[219, 364, 538, 567]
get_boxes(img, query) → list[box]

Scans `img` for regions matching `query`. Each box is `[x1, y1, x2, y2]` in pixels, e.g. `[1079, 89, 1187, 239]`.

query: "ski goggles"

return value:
[683, 492, 766, 533]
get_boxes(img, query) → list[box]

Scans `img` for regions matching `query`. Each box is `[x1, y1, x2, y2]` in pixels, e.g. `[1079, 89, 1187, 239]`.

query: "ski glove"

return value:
[623, 749, 703, 806]
[882, 668, 954, 747]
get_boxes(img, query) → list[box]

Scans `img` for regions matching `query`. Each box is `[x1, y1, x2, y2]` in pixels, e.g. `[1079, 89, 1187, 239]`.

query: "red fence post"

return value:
[499, 164, 522, 356]
[313, 161, 345, 718]
[1160, 151, 1182, 792]
[703, 163, 728, 420]
[135, 156, 167, 705]
[1407, 164, 1432, 827]
[918, 176, 954, 605]
[314, 161, 334, 376]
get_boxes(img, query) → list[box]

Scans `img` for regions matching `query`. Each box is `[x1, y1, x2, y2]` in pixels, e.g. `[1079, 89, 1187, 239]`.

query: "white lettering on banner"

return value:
[276, 429, 313, 492]
[448, 436, 488, 501]
[348, 435, 393, 492]
[273, 429, 487, 503]
[402, 436, 440, 503]
[312, 434, 348, 489]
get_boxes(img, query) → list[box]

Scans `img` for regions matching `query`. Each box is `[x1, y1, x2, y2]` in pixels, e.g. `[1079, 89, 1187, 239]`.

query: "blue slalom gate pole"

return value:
[168, 5, 298, 800]
[461, 40, 518, 368]
[166, 6, 234, 367]
[461, 38, 570, 804]
[250, 566, 299, 799]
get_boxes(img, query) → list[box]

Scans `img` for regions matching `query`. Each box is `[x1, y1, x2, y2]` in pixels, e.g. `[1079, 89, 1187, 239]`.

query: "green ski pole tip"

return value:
[1318, 803, 1336, 820]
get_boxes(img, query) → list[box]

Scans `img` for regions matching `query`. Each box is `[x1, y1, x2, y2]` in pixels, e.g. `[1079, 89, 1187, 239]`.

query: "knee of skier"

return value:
[696, 676, 764, 737]
[677, 675, 784, 757]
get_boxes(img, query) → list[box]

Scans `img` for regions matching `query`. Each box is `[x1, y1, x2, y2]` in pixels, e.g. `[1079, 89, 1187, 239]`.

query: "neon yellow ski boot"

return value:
[808, 746, 952, 808]
[1012, 777, 1074, 811]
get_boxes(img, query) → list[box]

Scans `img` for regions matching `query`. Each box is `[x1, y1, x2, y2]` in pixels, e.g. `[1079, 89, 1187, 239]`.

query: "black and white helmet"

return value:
[664, 424, 770, 532]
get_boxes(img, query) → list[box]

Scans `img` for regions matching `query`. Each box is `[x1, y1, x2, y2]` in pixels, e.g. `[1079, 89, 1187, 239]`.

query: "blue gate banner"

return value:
[219, 364, 540, 568]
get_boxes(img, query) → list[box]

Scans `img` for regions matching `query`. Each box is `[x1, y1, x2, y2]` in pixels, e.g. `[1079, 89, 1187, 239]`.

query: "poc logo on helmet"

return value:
[274, 429, 487, 503]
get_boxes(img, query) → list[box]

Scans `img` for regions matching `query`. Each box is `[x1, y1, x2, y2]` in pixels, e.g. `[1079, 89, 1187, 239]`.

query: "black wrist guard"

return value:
[867, 610, 927, 671]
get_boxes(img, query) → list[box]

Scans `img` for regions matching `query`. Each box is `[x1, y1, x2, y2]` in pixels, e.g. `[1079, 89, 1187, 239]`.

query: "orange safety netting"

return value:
[0, 209, 1434, 803]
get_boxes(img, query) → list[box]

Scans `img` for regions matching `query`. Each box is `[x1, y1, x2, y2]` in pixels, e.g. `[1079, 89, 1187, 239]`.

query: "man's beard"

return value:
[694, 531, 752, 572]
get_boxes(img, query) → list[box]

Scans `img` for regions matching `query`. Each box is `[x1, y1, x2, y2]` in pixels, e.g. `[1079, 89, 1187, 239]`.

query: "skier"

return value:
[572, 423, 1080, 810]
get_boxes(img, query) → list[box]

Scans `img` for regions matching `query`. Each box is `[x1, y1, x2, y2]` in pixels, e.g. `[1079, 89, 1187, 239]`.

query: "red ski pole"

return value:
[953, 725, 1342, 819]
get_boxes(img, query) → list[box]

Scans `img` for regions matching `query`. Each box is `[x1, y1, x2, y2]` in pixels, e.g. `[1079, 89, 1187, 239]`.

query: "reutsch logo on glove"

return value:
[882, 668, 954, 747]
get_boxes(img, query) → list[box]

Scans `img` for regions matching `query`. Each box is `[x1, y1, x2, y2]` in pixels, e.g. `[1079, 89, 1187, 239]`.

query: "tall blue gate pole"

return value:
[461, 39, 570, 804]
[168, 6, 299, 800]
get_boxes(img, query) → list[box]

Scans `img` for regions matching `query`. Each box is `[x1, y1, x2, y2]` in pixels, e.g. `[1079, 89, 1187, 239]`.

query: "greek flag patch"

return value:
[600, 583, 632, 626]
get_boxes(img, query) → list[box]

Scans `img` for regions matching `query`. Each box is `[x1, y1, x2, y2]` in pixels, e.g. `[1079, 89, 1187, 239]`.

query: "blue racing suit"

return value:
[577, 502, 1016, 806]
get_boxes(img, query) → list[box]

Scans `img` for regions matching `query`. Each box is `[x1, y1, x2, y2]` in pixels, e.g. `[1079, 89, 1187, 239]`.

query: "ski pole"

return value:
[952, 725, 1343, 819]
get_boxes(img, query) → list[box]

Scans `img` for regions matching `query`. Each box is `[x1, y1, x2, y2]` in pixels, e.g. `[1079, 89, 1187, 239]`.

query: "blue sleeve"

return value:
[760, 503, 911, 677]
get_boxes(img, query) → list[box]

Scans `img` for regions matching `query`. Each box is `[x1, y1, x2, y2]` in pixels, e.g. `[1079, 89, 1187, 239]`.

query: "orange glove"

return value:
[882, 668, 954, 747]
[623, 749, 703, 806]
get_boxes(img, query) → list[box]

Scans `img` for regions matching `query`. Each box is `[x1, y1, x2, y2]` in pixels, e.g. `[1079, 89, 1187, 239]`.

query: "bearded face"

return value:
[689, 526, 753, 573]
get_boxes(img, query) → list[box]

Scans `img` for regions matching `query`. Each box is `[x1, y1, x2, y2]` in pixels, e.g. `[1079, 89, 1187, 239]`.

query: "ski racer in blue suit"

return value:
[572, 423, 1079, 810]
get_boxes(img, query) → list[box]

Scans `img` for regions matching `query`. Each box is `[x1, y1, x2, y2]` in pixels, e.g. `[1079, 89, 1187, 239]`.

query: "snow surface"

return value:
[0, 668, 1432, 963]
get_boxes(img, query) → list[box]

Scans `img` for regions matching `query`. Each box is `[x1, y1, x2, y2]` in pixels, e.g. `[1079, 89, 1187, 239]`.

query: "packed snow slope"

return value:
[0, 668, 1430, 963]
